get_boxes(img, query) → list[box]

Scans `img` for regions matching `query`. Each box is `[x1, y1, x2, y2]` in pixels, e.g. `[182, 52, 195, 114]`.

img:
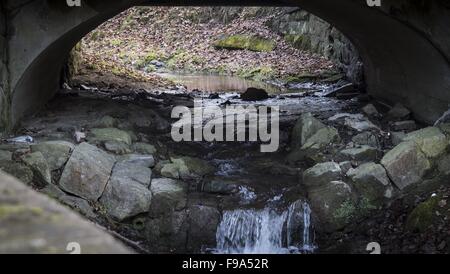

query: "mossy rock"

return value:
[214, 35, 276, 52]
[284, 34, 311, 50]
[406, 196, 440, 233]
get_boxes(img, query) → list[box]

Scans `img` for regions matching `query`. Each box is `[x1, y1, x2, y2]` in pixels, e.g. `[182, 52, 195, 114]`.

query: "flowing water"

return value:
[214, 201, 315, 254]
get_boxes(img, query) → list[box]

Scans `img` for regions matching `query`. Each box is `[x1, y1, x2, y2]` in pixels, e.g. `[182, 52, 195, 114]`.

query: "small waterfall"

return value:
[214, 200, 315, 254]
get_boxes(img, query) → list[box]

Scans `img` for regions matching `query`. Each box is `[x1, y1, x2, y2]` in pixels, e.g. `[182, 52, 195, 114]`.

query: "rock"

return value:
[323, 83, 354, 97]
[40, 183, 66, 199]
[149, 178, 187, 217]
[0, 150, 12, 161]
[100, 174, 152, 221]
[89, 128, 132, 145]
[303, 162, 343, 189]
[117, 154, 155, 168]
[161, 163, 181, 179]
[329, 113, 379, 132]
[132, 142, 157, 154]
[352, 131, 380, 148]
[406, 196, 440, 232]
[339, 161, 353, 174]
[0, 160, 34, 184]
[308, 180, 355, 231]
[94, 115, 117, 128]
[362, 104, 379, 117]
[434, 110, 450, 126]
[403, 127, 448, 158]
[390, 131, 406, 146]
[113, 161, 152, 187]
[161, 157, 215, 180]
[392, 120, 416, 131]
[59, 194, 97, 219]
[240, 87, 269, 101]
[387, 103, 411, 120]
[347, 162, 393, 205]
[59, 142, 115, 201]
[339, 145, 378, 163]
[381, 141, 431, 189]
[31, 141, 74, 171]
[103, 141, 132, 155]
[300, 126, 340, 152]
[186, 205, 221, 252]
[20, 152, 52, 185]
[202, 179, 238, 195]
[437, 154, 450, 175]
[344, 117, 379, 132]
[145, 210, 188, 252]
[291, 112, 325, 149]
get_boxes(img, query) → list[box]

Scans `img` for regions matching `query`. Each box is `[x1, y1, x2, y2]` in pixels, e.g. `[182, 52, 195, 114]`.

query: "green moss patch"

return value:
[214, 35, 276, 52]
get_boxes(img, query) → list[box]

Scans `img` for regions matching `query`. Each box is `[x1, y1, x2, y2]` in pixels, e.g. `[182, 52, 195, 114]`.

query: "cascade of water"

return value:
[214, 200, 315, 254]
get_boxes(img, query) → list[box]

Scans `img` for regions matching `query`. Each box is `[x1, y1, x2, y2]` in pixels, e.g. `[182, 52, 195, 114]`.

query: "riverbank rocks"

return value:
[392, 120, 416, 131]
[149, 178, 187, 217]
[89, 128, 132, 145]
[403, 127, 448, 158]
[94, 115, 117, 128]
[99, 159, 153, 220]
[352, 131, 380, 148]
[291, 112, 325, 149]
[186, 205, 221, 251]
[405, 195, 440, 232]
[347, 162, 393, 206]
[303, 162, 343, 188]
[0, 160, 34, 184]
[0, 150, 12, 161]
[240, 87, 269, 101]
[362, 104, 379, 117]
[329, 113, 379, 132]
[59, 142, 115, 201]
[103, 140, 132, 155]
[20, 152, 52, 186]
[338, 145, 378, 163]
[161, 156, 215, 180]
[381, 141, 431, 190]
[132, 142, 157, 154]
[31, 141, 74, 171]
[308, 180, 356, 232]
[118, 154, 155, 168]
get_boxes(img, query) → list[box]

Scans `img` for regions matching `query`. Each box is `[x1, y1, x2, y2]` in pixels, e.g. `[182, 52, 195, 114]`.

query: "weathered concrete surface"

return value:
[0, 0, 450, 130]
[0, 170, 132, 254]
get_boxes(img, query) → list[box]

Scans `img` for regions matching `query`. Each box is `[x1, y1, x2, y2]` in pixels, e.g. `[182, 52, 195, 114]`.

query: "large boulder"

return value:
[291, 113, 325, 149]
[352, 131, 380, 148]
[303, 162, 343, 189]
[31, 141, 74, 171]
[403, 127, 448, 159]
[381, 141, 431, 190]
[308, 180, 356, 232]
[186, 205, 221, 252]
[145, 210, 189, 252]
[132, 142, 157, 154]
[99, 174, 152, 221]
[89, 128, 132, 145]
[240, 87, 269, 101]
[59, 142, 115, 201]
[113, 161, 152, 187]
[103, 141, 132, 155]
[20, 152, 52, 186]
[149, 178, 187, 217]
[347, 162, 394, 206]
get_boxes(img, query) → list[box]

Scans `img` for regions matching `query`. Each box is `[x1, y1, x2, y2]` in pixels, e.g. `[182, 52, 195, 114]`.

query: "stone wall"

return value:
[0, 4, 8, 134]
[268, 8, 363, 85]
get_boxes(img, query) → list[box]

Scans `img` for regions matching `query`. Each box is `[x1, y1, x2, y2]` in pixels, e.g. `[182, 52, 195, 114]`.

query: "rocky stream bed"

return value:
[1, 78, 450, 254]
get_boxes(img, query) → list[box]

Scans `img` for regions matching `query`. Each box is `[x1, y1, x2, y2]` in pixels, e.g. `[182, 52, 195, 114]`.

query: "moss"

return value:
[406, 196, 440, 232]
[284, 73, 320, 84]
[333, 199, 356, 226]
[237, 66, 275, 81]
[214, 35, 276, 52]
